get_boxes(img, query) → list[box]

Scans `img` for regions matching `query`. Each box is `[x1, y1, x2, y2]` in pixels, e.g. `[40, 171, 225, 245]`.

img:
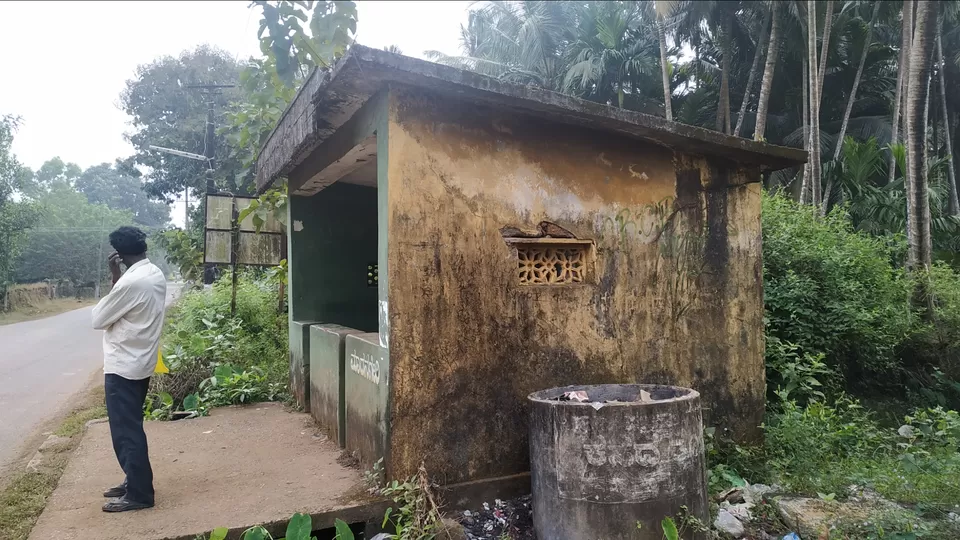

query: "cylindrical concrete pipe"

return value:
[528, 384, 708, 540]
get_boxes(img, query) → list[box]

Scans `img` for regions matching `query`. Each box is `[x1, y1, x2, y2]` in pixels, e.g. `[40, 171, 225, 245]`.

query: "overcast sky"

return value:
[0, 1, 470, 226]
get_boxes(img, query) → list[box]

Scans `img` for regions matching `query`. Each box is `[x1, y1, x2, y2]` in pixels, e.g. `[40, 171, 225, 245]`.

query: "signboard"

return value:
[204, 194, 284, 266]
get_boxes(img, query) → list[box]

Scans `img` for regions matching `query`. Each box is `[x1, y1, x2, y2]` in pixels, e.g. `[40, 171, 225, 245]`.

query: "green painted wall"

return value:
[289, 320, 319, 410]
[344, 332, 390, 469]
[288, 182, 379, 332]
[310, 324, 363, 447]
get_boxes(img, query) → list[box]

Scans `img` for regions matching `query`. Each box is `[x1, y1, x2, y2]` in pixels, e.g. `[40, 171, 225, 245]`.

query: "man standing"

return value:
[91, 226, 167, 513]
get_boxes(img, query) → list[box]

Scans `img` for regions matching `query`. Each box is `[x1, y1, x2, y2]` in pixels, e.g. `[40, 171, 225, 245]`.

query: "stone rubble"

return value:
[714, 508, 746, 538]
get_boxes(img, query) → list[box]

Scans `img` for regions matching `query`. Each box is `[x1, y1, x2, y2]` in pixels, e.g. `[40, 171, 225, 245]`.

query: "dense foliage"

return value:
[148, 272, 288, 416]
[9, 157, 171, 287]
[763, 192, 960, 406]
[0, 115, 40, 304]
[699, 193, 960, 536]
[119, 45, 246, 201]
[763, 193, 914, 394]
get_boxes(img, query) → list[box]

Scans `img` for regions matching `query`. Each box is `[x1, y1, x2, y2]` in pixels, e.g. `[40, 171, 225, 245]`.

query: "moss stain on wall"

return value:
[382, 86, 764, 483]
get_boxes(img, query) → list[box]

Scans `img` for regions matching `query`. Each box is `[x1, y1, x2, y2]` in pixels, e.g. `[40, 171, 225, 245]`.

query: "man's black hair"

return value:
[109, 226, 148, 255]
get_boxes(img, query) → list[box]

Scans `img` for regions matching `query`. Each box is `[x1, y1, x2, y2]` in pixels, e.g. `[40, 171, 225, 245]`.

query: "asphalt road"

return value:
[0, 283, 180, 471]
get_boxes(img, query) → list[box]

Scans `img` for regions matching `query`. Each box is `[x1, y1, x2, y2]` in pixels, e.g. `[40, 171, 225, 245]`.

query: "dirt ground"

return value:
[28, 403, 383, 540]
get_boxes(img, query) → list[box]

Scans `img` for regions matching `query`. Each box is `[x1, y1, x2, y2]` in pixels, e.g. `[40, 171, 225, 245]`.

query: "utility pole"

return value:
[184, 83, 233, 285]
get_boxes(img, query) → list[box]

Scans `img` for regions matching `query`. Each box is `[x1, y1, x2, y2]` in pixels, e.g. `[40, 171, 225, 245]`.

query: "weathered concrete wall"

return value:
[310, 324, 364, 447]
[287, 182, 380, 332]
[383, 87, 765, 483]
[344, 332, 390, 469]
[290, 320, 319, 410]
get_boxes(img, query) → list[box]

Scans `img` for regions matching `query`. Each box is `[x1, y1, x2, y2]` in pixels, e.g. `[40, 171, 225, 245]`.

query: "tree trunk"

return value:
[800, 57, 811, 203]
[723, 12, 733, 135]
[932, 71, 939, 156]
[657, 18, 673, 121]
[807, 0, 823, 207]
[735, 7, 772, 137]
[937, 21, 960, 215]
[715, 16, 732, 134]
[905, 0, 935, 274]
[822, 1, 882, 214]
[754, 1, 781, 142]
[817, 0, 835, 99]
[716, 27, 726, 132]
[889, 0, 912, 185]
[832, 1, 881, 162]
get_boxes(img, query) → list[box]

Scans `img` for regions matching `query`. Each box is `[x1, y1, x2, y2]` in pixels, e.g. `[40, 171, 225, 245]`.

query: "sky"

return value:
[0, 1, 470, 226]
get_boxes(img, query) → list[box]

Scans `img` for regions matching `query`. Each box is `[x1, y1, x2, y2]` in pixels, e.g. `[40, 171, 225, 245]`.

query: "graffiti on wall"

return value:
[350, 349, 381, 384]
[555, 414, 698, 503]
[595, 194, 715, 324]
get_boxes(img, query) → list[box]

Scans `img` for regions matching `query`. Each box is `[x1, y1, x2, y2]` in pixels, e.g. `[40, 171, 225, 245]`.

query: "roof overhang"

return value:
[255, 45, 807, 193]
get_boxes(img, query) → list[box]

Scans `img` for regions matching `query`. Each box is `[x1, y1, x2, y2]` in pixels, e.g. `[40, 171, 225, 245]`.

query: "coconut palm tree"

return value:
[905, 0, 935, 272]
[890, 0, 913, 186]
[805, 0, 824, 207]
[655, 0, 677, 120]
[735, 4, 772, 137]
[563, 1, 660, 109]
[754, 1, 781, 142]
[822, 1, 883, 214]
[935, 12, 960, 215]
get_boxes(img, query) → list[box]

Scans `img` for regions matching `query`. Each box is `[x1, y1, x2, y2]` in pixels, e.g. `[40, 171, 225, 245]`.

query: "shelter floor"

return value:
[29, 402, 383, 540]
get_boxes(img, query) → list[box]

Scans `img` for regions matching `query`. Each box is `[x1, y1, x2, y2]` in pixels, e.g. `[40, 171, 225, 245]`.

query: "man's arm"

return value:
[91, 282, 135, 330]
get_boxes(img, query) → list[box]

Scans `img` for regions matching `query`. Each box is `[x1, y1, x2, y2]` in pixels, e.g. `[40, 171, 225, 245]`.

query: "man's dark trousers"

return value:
[104, 373, 154, 504]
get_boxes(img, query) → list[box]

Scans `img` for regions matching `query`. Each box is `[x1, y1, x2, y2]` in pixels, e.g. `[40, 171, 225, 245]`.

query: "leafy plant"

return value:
[200, 364, 284, 406]
[643, 507, 715, 540]
[333, 519, 355, 540]
[660, 517, 679, 540]
[155, 229, 204, 285]
[762, 192, 914, 394]
[237, 186, 288, 234]
[220, 1, 357, 186]
[379, 465, 445, 540]
[202, 513, 360, 540]
[150, 272, 289, 417]
[766, 335, 838, 404]
[144, 391, 175, 421]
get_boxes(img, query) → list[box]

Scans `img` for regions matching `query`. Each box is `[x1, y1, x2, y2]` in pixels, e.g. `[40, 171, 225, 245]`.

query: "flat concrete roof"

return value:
[256, 45, 807, 192]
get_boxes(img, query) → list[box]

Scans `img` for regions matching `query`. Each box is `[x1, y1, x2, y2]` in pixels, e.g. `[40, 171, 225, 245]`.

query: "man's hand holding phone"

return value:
[108, 252, 124, 285]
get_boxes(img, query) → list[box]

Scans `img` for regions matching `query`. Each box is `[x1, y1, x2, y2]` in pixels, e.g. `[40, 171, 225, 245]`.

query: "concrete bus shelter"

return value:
[258, 45, 806, 488]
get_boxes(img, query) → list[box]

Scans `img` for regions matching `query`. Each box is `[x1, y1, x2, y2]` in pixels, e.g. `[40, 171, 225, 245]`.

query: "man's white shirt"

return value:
[91, 259, 167, 380]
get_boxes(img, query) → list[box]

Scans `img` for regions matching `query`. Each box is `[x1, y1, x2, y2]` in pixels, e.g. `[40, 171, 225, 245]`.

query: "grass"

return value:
[0, 298, 95, 326]
[55, 387, 107, 437]
[0, 386, 106, 540]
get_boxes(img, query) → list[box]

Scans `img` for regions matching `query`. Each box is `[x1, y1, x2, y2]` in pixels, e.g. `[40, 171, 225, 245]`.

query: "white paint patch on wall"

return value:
[378, 300, 390, 348]
[503, 166, 594, 223]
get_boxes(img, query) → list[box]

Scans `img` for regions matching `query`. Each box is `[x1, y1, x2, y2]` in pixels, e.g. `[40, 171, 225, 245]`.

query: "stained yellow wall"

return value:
[384, 87, 765, 483]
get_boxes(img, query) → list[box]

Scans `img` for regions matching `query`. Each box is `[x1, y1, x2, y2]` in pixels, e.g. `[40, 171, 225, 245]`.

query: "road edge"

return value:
[0, 382, 107, 540]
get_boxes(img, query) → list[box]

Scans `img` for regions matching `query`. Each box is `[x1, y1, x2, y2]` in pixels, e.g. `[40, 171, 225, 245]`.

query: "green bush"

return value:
[148, 271, 288, 416]
[903, 264, 960, 386]
[200, 364, 286, 407]
[762, 193, 915, 394]
[164, 272, 286, 369]
[710, 398, 960, 515]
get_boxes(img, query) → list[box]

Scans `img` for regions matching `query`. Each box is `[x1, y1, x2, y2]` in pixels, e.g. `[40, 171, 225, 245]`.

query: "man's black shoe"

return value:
[102, 497, 153, 513]
[102, 484, 126, 498]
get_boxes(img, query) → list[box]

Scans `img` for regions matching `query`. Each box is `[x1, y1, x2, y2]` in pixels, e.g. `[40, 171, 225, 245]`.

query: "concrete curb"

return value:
[24, 417, 108, 473]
